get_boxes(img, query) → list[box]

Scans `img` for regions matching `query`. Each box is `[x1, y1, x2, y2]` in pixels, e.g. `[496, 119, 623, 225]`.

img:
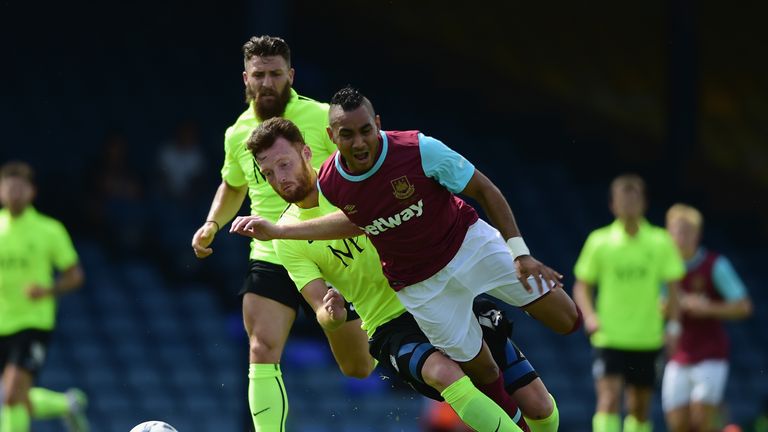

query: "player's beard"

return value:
[277, 162, 314, 203]
[246, 84, 292, 120]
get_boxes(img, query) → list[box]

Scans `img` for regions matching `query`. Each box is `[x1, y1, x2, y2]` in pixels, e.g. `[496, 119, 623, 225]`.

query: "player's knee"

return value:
[597, 392, 621, 412]
[338, 359, 374, 379]
[688, 414, 711, 432]
[2, 387, 27, 405]
[1, 370, 30, 405]
[340, 367, 371, 380]
[422, 355, 464, 392]
[249, 335, 283, 363]
[521, 392, 554, 419]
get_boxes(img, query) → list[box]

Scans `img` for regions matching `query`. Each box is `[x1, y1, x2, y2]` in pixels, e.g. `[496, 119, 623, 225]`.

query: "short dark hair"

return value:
[0, 160, 35, 184]
[247, 117, 306, 159]
[242, 35, 291, 66]
[330, 86, 369, 111]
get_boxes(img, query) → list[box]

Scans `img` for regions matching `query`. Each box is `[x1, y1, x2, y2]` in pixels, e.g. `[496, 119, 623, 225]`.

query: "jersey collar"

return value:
[685, 246, 707, 270]
[0, 206, 37, 224]
[333, 130, 388, 182]
[610, 218, 650, 239]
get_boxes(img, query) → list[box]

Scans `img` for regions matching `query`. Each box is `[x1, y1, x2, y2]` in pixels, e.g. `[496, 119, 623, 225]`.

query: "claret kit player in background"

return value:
[189, 37, 371, 431]
[662, 204, 752, 432]
[231, 86, 581, 430]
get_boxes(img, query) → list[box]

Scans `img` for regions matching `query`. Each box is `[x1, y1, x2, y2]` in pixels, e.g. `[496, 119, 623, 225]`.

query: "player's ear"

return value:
[288, 68, 295, 85]
[375, 114, 381, 130]
[242, 70, 248, 86]
[302, 144, 312, 162]
[326, 126, 334, 141]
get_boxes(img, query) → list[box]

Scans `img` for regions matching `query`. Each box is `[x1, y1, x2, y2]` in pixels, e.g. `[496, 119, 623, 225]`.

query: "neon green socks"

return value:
[0, 404, 30, 432]
[624, 415, 652, 432]
[441, 376, 523, 432]
[248, 363, 288, 432]
[525, 394, 559, 432]
[28, 387, 70, 419]
[593, 412, 621, 432]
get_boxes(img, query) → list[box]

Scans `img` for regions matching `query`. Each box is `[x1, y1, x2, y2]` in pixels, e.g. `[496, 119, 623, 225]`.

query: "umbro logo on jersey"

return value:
[343, 204, 357, 214]
[360, 200, 424, 236]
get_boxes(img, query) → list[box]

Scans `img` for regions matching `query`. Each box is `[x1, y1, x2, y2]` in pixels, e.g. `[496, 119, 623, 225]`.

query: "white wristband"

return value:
[666, 320, 682, 337]
[506, 236, 530, 260]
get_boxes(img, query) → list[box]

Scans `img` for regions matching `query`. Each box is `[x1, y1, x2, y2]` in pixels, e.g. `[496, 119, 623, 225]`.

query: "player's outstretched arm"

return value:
[230, 210, 361, 241]
[461, 169, 563, 293]
[191, 181, 248, 258]
[460, 169, 520, 240]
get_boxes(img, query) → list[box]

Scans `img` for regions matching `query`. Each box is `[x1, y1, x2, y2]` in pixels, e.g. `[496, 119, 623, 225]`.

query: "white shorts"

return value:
[395, 219, 551, 362]
[662, 360, 729, 411]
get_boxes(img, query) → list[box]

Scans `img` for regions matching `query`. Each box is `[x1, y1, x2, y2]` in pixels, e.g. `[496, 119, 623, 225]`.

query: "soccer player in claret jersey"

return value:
[233, 117, 570, 431]
[0, 161, 89, 432]
[231, 87, 581, 430]
[189, 37, 372, 431]
[662, 204, 752, 432]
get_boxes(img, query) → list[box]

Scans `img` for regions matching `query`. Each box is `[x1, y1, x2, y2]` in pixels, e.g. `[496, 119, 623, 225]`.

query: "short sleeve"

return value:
[658, 232, 686, 281]
[574, 232, 600, 284]
[712, 255, 749, 301]
[221, 127, 247, 187]
[49, 221, 78, 271]
[273, 239, 323, 291]
[418, 134, 475, 193]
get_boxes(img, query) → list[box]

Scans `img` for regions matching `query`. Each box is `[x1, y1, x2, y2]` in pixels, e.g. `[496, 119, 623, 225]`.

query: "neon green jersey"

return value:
[221, 89, 337, 263]
[574, 219, 685, 350]
[0, 207, 78, 335]
[273, 193, 406, 337]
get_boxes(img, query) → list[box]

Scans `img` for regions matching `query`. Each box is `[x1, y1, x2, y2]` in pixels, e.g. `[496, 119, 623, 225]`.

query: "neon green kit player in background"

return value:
[573, 174, 686, 432]
[189, 36, 372, 431]
[0, 161, 89, 432]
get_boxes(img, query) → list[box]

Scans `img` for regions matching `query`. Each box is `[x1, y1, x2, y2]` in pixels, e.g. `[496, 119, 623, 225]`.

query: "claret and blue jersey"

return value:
[317, 130, 479, 290]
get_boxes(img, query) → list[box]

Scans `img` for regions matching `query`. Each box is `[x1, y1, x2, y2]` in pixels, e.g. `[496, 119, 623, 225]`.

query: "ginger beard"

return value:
[273, 156, 313, 204]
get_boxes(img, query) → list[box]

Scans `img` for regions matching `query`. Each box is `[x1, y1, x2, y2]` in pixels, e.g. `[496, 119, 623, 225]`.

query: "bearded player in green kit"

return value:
[190, 36, 372, 431]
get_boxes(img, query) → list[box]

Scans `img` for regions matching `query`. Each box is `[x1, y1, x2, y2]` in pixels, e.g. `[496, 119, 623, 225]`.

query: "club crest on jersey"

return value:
[391, 176, 415, 200]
